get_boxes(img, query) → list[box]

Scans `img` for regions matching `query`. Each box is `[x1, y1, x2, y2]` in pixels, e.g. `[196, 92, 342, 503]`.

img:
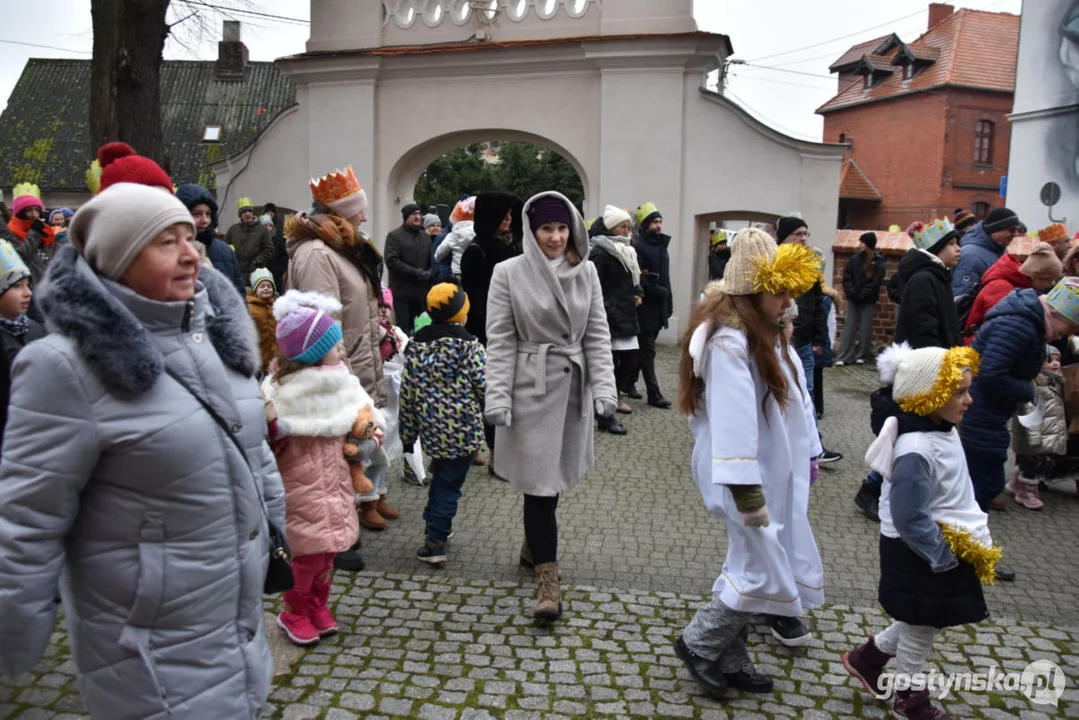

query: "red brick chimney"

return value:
[928, 3, 954, 31]
[216, 20, 248, 81]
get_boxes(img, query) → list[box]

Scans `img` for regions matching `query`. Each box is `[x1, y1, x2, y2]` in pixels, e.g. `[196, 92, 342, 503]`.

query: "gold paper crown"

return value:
[310, 166, 363, 206]
[237, 197, 254, 212]
[1038, 223, 1069, 243]
[12, 182, 41, 200]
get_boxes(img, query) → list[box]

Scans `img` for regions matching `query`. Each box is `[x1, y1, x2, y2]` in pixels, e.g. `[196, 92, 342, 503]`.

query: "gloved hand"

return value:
[594, 397, 617, 418]
[30, 218, 46, 235]
[741, 505, 770, 528]
[486, 407, 512, 427]
[809, 458, 819, 485]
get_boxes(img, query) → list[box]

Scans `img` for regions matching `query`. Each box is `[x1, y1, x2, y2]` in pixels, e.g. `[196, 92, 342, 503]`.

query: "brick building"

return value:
[817, 4, 1019, 231]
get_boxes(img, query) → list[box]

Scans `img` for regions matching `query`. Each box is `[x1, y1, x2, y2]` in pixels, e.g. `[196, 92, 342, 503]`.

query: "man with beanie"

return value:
[385, 203, 434, 334]
[963, 242, 1062, 341]
[954, 208, 978, 236]
[631, 202, 673, 408]
[952, 207, 1022, 299]
[226, 197, 275, 278]
[175, 184, 245, 296]
[400, 283, 486, 566]
[707, 229, 731, 282]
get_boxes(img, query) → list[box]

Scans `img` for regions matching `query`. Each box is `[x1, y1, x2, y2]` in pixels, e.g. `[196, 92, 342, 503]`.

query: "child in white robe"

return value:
[675, 228, 824, 699]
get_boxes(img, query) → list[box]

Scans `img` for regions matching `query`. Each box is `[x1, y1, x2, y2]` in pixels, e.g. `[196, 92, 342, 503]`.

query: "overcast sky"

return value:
[0, 0, 1021, 143]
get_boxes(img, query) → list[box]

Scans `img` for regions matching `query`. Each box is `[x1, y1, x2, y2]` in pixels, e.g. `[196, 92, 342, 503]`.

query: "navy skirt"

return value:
[878, 535, 988, 628]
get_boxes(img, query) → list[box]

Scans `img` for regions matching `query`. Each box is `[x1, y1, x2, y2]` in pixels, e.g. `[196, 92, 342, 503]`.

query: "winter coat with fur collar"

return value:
[261, 364, 379, 556]
[0, 245, 286, 720]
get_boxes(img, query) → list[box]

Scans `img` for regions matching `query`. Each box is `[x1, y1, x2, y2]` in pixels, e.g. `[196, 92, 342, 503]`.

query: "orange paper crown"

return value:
[1038, 223, 1069, 243]
[310, 166, 363, 206]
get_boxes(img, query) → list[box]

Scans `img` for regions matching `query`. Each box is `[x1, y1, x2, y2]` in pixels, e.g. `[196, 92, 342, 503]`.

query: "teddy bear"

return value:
[343, 404, 380, 495]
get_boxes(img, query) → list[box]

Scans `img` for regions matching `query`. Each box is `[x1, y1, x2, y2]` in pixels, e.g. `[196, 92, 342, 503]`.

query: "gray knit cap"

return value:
[423, 213, 441, 229]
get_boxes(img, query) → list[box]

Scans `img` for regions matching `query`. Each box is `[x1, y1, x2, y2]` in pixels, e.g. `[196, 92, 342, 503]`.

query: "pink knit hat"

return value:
[11, 194, 43, 218]
[273, 290, 344, 364]
[379, 285, 393, 307]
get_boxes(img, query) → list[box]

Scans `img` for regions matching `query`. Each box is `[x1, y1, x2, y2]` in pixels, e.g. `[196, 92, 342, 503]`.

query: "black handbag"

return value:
[165, 368, 294, 594]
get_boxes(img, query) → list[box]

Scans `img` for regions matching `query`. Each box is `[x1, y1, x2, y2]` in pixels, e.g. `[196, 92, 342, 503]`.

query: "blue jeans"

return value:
[423, 456, 472, 543]
[964, 446, 1006, 512]
[796, 344, 815, 398]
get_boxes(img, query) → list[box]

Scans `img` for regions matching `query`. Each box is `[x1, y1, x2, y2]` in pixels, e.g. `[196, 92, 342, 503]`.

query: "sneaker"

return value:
[417, 541, 447, 566]
[309, 606, 339, 637]
[893, 688, 953, 719]
[854, 480, 881, 522]
[277, 611, 320, 646]
[818, 449, 843, 464]
[402, 463, 424, 487]
[769, 615, 812, 647]
[834, 360, 845, 367]
[1014, 483, 1045, 510]
[854, 358, 866, 365]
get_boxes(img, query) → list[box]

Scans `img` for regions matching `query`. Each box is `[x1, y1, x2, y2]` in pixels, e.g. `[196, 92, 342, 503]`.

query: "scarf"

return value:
[0, 314, 30, 337]
[8, 216, 58, 247]
[592, 234, 641, 286]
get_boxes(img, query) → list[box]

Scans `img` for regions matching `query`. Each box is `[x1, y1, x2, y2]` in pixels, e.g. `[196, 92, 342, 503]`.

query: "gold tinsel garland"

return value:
[938, 522, 1002, 585]
[896, 346, 981, 416]
[751, 242, 819, 297]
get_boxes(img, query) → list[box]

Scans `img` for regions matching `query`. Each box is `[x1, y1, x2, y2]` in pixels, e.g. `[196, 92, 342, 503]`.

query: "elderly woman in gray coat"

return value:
[485, 191, 617, 620]
[0, 183, 285, 719]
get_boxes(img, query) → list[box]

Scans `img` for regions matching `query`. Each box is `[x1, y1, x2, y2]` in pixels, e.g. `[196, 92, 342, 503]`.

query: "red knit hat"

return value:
[97, 142, 173, 193]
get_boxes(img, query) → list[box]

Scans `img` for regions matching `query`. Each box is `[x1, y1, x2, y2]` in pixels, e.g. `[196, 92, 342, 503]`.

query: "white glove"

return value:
[594, 397, 617, 418]
[741, 505, 770, 528]
[486, 407, 512, 427]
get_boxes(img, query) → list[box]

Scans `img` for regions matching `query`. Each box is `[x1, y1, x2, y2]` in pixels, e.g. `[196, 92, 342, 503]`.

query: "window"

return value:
[974, 120, 994, 164]
[838, 132, 846, 143]
[202, 125, 222, 143]
[903, 63, 913, 81]
[972, 201, 990, 219]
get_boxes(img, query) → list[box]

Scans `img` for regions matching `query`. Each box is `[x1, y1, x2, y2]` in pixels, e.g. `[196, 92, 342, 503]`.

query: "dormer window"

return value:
[903, 63, 913, 81]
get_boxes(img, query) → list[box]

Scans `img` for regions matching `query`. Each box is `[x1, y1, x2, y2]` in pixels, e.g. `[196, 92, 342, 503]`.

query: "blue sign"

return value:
[1000, 175, 1007, 198]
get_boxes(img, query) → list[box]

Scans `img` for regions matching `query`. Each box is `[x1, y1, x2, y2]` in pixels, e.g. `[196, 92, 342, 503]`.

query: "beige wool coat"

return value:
[485, 191, 618, 496]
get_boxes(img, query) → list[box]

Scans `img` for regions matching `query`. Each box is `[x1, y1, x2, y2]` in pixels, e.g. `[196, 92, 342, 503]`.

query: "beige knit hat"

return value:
[68, 182, 195, 281]
[1020, 242, 1063, 283]
[877, 342, 980, 416]
[721, 227, 819, 297]
[722, 228, 776, 295]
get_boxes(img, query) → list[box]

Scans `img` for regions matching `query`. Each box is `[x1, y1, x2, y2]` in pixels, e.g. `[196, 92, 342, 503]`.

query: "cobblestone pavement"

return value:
[3, 347, 1079, 719]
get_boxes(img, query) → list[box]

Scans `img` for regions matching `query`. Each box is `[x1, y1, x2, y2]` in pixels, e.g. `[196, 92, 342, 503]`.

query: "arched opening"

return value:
[692, 210, 783, 293]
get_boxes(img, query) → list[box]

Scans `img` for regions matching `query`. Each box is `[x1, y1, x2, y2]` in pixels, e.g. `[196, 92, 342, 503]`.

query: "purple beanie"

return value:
[528, 196, 572, 233]
[273, 291, 344, 364]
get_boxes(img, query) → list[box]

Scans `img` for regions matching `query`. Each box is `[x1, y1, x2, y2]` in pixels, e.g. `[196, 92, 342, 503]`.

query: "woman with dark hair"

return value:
[835, 232, 885, 365]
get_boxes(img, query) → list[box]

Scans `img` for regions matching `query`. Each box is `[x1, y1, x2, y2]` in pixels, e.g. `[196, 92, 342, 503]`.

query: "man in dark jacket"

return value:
[175, 184, 245, 296]
[225, 198, 275, 278]
[630, 202, 673, 408]
[385, 203, 434, 334]
[894, 221, 963, 349]
[262, 202, 289, 291]
[707, 229, 731, 282]
[952, 207, 1022, 299]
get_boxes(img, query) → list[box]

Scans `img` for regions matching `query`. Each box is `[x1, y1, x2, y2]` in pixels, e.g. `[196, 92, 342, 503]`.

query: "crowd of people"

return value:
[0, 133, 1071, 719]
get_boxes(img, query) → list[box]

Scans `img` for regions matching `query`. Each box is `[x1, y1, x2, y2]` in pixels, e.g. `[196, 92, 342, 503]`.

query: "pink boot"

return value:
[309, 569, 338, 637]
[1014, 481, 1045, 510]
[1004, 472, 1019, 495]
[842, 635, 894, 699]
[277, 592, 320, 646]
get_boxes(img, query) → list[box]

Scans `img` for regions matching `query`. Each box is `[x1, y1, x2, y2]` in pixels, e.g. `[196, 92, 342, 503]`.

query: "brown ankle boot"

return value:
[519, 539, 534, 568]
[359, 501, 386, 530]
[533, 563, 562, 620]
[375, 494, 399, 520]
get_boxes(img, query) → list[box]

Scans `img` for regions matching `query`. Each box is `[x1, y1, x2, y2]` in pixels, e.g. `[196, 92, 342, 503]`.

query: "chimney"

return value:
[928, 3, 954, 31]
[216, 20, 248, 81]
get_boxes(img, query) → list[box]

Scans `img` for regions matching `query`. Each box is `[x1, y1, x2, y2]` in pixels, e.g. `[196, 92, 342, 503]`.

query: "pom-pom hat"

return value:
[720, 227, 819, 297]
[876, 342, 980, 416]
[96, 142, 173, 194]
[273, 290, 343, 364]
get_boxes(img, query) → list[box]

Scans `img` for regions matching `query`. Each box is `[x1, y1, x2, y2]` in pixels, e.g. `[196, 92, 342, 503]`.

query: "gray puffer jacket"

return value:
[0, 245, 286, 719]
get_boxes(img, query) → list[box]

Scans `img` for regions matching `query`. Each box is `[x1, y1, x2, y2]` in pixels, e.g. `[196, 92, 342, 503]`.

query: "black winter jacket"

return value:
[174, 184, 246, 295]
[634, 231, 672, 333]
[459, 192, 523, 344]
[384, 223, 433, 304]
[0, 318, 45, 456]
[894, 249, 961, 349]
[590, 240, 642, 338]
[843, 249, 886, 304]
[708, 249, 730, 282]
[793, 281, 827, 349]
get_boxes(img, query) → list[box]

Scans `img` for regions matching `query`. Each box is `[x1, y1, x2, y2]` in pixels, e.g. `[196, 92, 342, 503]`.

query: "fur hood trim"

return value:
[36, 245, 259, 396]
[262, 363, 383, 436]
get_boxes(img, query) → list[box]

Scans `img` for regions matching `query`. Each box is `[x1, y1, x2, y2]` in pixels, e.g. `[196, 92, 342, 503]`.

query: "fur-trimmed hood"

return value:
[36, 244, 259, 396]
[261, 363, 382, 436]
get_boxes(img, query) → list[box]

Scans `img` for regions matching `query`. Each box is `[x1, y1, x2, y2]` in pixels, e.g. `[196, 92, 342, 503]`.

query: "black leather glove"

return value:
[30, 219, 46, 234]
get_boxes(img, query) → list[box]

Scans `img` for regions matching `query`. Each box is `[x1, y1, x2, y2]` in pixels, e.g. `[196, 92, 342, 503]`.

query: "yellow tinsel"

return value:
[85, 159, 102, 195]
[938, 522, 1002, 585]
[751, 242, 819, 297]
[896, 346, 980, 416]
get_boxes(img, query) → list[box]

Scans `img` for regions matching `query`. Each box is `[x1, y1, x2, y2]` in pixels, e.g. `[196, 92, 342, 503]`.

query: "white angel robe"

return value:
[688, 323, 825, 617]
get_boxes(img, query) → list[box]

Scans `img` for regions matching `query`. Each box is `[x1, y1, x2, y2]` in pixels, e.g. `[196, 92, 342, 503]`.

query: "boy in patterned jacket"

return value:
[401, 283, 487, 565]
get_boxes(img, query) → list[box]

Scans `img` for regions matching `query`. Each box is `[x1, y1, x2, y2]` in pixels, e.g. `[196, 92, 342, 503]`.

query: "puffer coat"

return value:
[1011, 369, 1067, 456]
[961, 289, 1047, 455]
[485, 191, 618, 496]
[0, 245, 285, 719]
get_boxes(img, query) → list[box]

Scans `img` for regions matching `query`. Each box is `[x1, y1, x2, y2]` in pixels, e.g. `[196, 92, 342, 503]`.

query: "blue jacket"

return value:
[960, 289, 1047, 454]
[952, 222, 1005, 299]
[175, 184, 246, 296]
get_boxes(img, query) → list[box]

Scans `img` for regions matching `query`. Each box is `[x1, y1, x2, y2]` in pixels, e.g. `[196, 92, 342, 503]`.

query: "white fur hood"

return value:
[262, 364, 384, 437]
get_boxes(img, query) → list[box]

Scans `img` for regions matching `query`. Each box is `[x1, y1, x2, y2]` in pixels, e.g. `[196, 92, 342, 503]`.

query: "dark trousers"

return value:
[635, 329, 662, 398]
[423, 456, 472, 544]
[964, 445, 1006, 511]
[813, 363, 824, 417]
[613, 349, 638, 392]
[393, 296, 422, 336]
[523, 494, 560, 565]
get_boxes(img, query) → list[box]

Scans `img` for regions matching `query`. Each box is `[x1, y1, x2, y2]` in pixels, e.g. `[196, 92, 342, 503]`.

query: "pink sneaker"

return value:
[309, 606, 339, 637]
[1014, 483, 1045, 510]
[277, 611, 320, 646]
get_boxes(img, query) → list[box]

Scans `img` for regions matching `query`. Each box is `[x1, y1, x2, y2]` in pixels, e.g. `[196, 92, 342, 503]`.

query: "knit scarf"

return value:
[592, 234, 641, 286]
[0, 314, 30, 337]
[8, 216, 58, 247]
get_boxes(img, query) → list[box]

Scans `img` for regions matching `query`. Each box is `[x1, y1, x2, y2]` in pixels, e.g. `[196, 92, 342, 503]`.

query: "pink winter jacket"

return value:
[262, 364, 383, 557]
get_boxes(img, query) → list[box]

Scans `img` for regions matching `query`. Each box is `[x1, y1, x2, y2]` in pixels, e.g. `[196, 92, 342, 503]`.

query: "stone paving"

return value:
[3, 347, 1079, 719]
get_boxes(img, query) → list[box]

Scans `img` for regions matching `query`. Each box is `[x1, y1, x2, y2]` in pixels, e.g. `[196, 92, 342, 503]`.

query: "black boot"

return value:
[598, 414, 628, 435]
[854, 480, 881, 522]
[333, 540, 365, 572]
[647, 394, 671, 409]
[674, 637, 727, 698]
[622, 384, 642, 399]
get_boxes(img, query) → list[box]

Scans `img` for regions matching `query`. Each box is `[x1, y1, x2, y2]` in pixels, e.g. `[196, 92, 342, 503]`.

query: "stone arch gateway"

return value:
[212, 0, 844, 340]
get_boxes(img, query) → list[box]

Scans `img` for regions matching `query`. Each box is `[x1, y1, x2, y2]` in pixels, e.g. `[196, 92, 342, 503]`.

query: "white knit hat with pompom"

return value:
[877, 342, 980, 416]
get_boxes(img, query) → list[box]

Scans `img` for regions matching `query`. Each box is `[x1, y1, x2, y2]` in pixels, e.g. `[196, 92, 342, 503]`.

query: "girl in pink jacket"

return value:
[262, 291, 383, 646]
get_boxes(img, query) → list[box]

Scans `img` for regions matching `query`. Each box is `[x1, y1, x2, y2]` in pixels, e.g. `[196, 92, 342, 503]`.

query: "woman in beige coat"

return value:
[485, 191, 618, 620]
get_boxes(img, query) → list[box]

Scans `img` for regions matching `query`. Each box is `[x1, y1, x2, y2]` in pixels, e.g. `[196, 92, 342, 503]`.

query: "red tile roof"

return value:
[828, 34, 900, 71]
[817, 9, 1018, 115]
[839, 159, 882, 200]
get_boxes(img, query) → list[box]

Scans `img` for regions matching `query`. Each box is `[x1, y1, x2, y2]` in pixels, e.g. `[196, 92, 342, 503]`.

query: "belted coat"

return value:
[485, 191, 617, 496]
